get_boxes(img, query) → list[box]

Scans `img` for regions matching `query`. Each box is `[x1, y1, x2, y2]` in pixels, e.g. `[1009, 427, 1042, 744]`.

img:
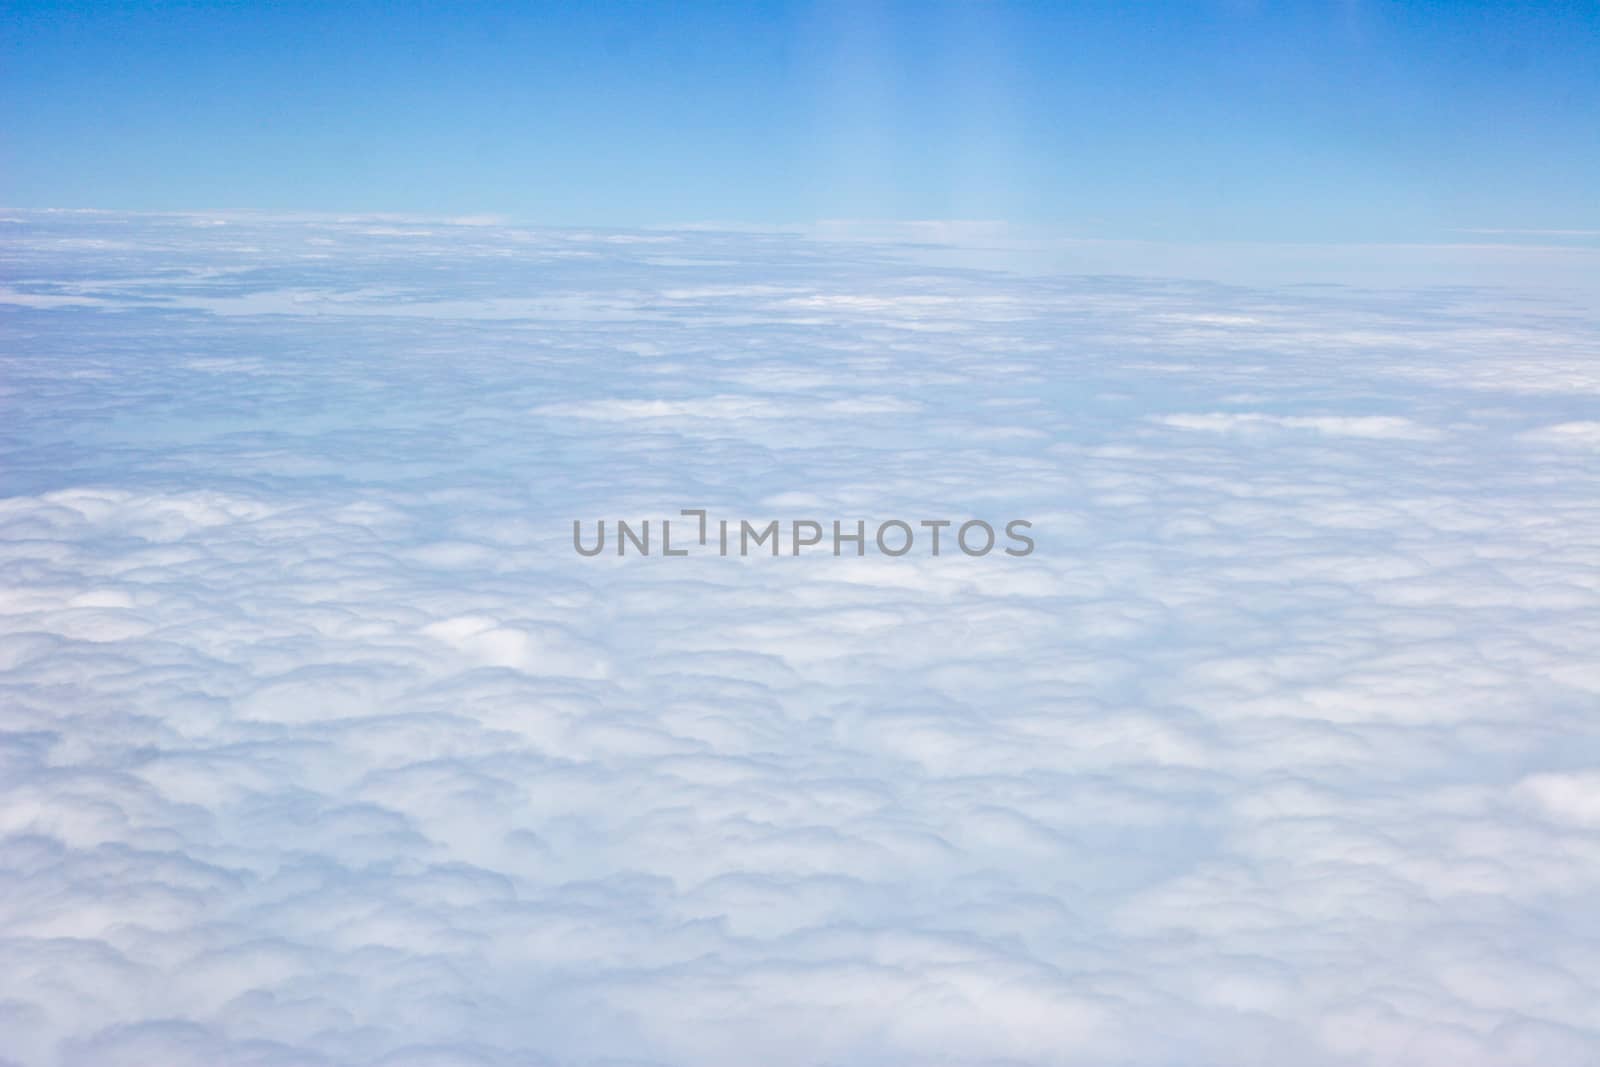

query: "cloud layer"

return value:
[2, 211, 1599, 1066]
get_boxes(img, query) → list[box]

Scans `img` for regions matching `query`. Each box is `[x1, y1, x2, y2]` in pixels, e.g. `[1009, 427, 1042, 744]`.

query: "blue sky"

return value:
[3, 0, 1598, 240]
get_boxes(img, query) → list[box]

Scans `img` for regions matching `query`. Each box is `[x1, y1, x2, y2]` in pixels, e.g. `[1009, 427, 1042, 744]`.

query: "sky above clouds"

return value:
[3, 1, 1600, 1063]
[2, 0, 1598, 240]
[3, 210, 1600, 1065]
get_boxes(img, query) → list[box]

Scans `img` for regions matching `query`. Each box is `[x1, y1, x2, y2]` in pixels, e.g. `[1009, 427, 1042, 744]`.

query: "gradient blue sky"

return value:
[3, 0, 1597, 240]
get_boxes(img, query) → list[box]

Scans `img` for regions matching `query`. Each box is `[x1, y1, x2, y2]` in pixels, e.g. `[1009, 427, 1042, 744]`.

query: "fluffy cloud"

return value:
[2, 211, 1599, 1066]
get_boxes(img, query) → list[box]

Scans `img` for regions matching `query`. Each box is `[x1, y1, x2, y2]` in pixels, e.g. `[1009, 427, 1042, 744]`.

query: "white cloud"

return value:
[1, 210, 1598, 1066]
[1520, 421, 1600, 447]
[1152, 412, 1442, 440]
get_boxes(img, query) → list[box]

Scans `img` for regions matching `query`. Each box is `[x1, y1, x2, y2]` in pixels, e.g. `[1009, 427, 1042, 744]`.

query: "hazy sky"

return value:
[3, 0, 1598, 240]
